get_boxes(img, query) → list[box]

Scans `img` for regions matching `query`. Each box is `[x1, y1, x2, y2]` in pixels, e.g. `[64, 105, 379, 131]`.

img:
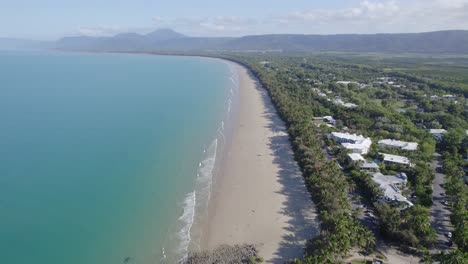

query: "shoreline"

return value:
[41, 50, 319, 262]
[198, 61, 319, 262]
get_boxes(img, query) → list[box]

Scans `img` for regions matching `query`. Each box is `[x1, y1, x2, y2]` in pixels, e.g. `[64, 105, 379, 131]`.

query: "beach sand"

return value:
[201, 62, 319, 263]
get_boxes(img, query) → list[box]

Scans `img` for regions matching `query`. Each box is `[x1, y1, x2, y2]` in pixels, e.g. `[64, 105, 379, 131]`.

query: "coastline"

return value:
[199, 61, 319, 262]
[37, 50, 319, 262]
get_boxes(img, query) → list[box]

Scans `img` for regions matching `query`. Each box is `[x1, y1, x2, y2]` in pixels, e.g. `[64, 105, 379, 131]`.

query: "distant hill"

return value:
[55, 29, 468, 54]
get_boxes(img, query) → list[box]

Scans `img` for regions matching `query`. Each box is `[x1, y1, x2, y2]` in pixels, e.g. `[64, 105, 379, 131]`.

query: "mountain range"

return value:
[4, 29, 468, 54]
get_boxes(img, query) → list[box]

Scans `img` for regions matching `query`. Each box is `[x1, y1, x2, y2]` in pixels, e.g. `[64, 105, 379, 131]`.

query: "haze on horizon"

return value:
[1, 0, 468, 40]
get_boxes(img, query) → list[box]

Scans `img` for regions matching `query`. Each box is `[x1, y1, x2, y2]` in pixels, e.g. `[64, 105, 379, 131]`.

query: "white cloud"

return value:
[167, 16, 258, 36]
[78, 1, 468, 37]
[267, 0, 468, 34]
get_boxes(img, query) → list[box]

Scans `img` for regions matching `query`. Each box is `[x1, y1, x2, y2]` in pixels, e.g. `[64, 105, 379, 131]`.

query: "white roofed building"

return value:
[372, 172, 413, 207]
[429, 129, 448, 142]
[378, 139, 418, 151]
[330, 132, 372, 154]
[429, 129, 448, 134]
[381, 153, 412, 167]
[348, 153, 366, 162]
[330, 132, 364, 144]
[323, 116, 336, 125]
[336, 81, 358, 85]
[333, 99, 358, 108]
[360, 162, 380, 172]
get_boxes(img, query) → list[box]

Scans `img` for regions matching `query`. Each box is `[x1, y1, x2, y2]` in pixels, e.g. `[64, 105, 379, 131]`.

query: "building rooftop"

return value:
[331, 132, 372, 154]
[333, 99, 358, 108]
[429, 129, 448, 134]
[372, 172, 407, 186]
[323, 116, 336, 124]
[336, 81, 358, 85]
[372, 172, 413, 207]
[361, 162, 380, 170]
[381, 153, 411, 166]
[348, 153, 366, 162]
[331, 132, 365, 142]
[378, 139, 418, 151]
[342, 138, 372, 154]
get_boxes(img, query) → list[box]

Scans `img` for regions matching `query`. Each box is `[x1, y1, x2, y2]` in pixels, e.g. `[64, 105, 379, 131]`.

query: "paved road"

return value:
[429, 155, 453, 251]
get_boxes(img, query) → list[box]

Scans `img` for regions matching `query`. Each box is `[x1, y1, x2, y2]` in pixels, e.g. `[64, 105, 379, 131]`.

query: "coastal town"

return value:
[3, 1, 468, 263]
[220, 53, 468, 263]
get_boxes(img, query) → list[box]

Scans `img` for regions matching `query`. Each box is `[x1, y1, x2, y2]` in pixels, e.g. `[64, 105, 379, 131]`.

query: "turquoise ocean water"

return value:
[0, 51, 237, 263]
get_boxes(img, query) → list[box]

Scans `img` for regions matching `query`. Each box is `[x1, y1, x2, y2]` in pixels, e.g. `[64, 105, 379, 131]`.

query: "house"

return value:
[378, 139, 418, 151]
[348, 153, 366, 163]
[336, 81, 358, 85]
[333, 98, 358, 108]
[360, 162, 380, 172]
[373, 172, 408, 187]
[323, 116, 336, 125]
[330, 132, 365, 144]
[429, 129, 448, 142]
[381, 153, 412, 167]
[342, 138, 372, 154]
[372, 172, 413, 207]
[442, 95, 457, 101]
[330, 132, 372, 154]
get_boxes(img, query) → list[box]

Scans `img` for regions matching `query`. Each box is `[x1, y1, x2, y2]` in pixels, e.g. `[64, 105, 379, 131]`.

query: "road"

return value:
[429, 154, 453, 251]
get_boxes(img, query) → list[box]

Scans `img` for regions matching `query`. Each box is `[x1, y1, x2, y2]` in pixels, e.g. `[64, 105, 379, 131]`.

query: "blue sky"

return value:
[1, 0, 467, 39]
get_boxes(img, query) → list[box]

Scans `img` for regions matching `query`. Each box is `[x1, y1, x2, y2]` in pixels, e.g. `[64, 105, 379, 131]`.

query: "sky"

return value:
[1, 0, 467, 39]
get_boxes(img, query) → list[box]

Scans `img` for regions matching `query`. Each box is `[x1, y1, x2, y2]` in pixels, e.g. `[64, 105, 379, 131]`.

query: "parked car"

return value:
[447, 232, 452, 238]
[443, 200, 450, 206]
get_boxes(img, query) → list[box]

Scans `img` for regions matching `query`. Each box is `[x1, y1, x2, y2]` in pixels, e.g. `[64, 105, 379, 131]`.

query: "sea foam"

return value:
[174, 62, 239, 263]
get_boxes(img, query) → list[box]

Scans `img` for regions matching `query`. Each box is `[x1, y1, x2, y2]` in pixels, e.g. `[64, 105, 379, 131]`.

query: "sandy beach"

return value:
[201, 62, 319, 263]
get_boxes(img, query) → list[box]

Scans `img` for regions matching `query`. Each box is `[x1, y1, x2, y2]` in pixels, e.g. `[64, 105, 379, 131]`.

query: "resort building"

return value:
[372, 172, 413, 207]
[429, 129, 448, 142]
[330, 132, 372, 154]
[348, 153, 366, 163]
[336, 81, 358, 85]
[360, 162, 380, 172]
[381, 153, 412, 167]
[378, 139, 418, 151]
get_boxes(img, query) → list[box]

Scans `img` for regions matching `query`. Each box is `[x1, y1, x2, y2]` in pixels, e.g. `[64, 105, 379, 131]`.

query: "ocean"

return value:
[0, 51, 238, 263]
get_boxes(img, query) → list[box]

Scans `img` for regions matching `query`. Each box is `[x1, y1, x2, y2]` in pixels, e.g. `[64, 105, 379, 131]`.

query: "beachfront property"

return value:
[378, 139, 418, 151]
[329, 132, 372, 154]
[429, 129, 448, 142]
[372, 172, 413, 207]
[381, 153, 412, 167]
